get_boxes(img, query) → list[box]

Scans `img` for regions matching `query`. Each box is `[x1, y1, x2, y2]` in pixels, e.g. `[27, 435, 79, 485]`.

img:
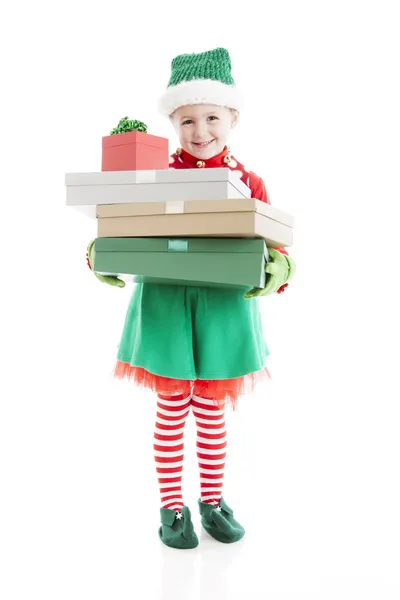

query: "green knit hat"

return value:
[158, 47, 242, 116]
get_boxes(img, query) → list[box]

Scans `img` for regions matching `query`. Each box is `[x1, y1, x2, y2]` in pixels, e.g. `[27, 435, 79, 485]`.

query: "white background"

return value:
[1, 0, 399, 598]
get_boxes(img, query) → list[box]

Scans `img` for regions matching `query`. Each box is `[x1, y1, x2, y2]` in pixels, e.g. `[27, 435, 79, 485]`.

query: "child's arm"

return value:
[248, 174, 295, 296]
[244, 248, 295, 299]
[251, 175, 289, 257]
[86, 240, 125, 288]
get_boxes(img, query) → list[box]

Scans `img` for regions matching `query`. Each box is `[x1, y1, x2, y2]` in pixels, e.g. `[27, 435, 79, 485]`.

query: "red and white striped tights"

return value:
[154, 392, 227, 511]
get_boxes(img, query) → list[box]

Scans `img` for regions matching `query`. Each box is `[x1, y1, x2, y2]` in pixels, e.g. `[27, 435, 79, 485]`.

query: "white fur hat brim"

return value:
[158, 79, 243, 116]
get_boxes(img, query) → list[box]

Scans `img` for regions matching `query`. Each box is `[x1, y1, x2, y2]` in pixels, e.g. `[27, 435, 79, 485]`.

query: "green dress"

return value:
[116, 282, 269, 381]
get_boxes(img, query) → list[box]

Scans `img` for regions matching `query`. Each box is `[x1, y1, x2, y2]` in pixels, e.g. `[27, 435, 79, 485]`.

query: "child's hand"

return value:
[284, 254, 296, 283]
[244, 248, 295, 299]
[86, 240, 125, 288]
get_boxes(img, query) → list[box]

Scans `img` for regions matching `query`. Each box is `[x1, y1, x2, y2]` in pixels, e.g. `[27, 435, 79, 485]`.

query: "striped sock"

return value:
[154, 393, 191, 512]
[191, 393, 227, 506]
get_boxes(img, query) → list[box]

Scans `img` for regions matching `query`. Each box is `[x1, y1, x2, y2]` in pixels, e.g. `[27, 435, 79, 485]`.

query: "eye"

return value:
[182, 119, 193, 125]
[208, 116, 218, 121]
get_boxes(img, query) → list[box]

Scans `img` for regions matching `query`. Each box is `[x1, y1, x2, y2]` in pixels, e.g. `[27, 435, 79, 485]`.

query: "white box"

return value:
[65, 168, 251, 218]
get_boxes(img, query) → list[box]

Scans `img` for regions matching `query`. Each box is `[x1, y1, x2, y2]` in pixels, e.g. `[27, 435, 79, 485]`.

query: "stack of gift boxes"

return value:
[66, 125, 294, 290]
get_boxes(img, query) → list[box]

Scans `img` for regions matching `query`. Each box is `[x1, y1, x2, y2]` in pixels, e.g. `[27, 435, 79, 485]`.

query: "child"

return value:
[87, 47, 295, 549]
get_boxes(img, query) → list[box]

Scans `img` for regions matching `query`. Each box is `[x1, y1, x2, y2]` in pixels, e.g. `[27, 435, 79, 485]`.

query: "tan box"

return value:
[96, 198, 294, 248]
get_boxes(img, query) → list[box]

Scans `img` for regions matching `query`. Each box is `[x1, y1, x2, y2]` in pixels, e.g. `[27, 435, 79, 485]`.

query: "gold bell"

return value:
[197, 160, 205, 168]
[176, 147, 183, 155]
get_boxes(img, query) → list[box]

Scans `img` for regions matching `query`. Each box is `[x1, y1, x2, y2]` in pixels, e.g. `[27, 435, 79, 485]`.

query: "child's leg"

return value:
[191, 393, 227, 506]
[154, 393, 191, 511]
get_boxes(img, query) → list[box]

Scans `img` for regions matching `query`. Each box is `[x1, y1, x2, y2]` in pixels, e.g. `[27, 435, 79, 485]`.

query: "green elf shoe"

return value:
[198, 497, 245, 544]
[158, 505, 199, 549]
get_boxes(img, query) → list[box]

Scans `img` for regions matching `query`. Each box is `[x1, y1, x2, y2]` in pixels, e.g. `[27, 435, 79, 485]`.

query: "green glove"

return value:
[285, 254, 296, 283]
[86, 240, 125, 288]
[244, 248, 293, 299]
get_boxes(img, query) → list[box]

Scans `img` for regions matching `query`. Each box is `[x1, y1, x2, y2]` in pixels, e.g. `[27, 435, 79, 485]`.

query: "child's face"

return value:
[171, 104, 239, 160]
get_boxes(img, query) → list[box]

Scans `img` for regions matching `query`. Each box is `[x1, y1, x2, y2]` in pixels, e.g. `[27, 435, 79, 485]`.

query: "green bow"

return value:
[244, 248, 296, 299]
[86, 240, 125, 288]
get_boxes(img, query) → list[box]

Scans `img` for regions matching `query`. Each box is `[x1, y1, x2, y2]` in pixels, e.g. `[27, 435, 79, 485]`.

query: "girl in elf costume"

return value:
[87, 47, 295, 549]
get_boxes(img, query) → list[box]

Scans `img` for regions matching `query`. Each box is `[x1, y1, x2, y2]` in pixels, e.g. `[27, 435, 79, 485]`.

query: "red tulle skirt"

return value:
[113, 361, 271, 410]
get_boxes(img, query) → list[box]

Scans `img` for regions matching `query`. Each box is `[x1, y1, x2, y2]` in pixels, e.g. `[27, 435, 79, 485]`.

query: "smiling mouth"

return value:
[193, 139, 215, 147]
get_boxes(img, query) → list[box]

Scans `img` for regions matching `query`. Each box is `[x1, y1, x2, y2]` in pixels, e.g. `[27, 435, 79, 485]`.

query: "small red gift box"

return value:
[101, 130, 169, 171]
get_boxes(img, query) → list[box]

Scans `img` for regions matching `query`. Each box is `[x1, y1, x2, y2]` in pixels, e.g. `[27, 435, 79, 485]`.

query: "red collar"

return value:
[177, 145, 230, 168]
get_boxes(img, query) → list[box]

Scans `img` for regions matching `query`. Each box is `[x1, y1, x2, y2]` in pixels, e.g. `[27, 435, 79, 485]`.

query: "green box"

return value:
[94, 237, 268, 290]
